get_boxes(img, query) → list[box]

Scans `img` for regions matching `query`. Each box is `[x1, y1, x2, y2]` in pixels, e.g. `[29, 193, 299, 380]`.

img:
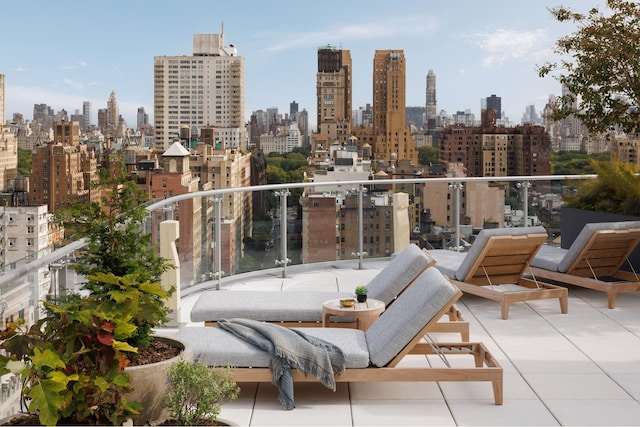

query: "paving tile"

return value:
[350, 399, 456, 426]
[448, 399, 560, 426]
[543, 399, 640, 426]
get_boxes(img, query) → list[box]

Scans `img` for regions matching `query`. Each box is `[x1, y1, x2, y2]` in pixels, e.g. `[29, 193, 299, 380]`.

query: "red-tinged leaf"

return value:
[101, 321, 115, 333]
[97, 331, 114, 346]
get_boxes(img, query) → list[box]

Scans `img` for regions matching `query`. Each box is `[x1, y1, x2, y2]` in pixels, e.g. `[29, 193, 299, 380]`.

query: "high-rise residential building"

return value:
[82, 101, 92, 131]
[425, 69, 436, 130]
[29, 141, 98, 212]
[372, 50, 417, 166]
[483, 94, 502, 120]
[106, 91, 119, 138]
[439, 122, 551, 177]
[0, 74, 5, 125]
[316, 45, 352, 145]
[97, 108, 107, 134]
[33, 104, 54, 131]
[53, 120, 81, 145]
[154, 24, 246, 151]
[289, 101, 298, 122]
[0, 125, 17, 190]
[137, 107, 148, 130]
[406, 106, 425, 129]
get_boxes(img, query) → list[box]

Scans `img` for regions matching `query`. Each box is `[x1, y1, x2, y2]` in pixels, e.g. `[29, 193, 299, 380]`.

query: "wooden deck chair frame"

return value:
[451, 232, 568, 320]
[231, 288, 503, 405]
[530, 228, 640, 309]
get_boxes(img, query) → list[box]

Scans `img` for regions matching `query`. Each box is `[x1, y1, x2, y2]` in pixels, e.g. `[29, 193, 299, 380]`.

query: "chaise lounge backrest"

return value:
[454, 226, 547, 282]
[366, 243, 434, 304]
[365, 267, 459, 367]
[556, 221, 640, 275]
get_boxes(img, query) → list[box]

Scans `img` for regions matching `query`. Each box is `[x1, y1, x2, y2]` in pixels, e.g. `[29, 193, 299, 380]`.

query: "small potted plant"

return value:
[160, 358, 240, 426]
[355, 285, 368, 303]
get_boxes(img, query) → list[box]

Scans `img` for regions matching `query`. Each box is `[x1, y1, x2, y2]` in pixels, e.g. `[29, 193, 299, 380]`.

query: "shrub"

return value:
[161, 358, 240, 425]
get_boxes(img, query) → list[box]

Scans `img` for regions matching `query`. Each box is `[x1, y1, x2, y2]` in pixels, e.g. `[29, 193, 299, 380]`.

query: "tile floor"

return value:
[163, 258, 640, 426]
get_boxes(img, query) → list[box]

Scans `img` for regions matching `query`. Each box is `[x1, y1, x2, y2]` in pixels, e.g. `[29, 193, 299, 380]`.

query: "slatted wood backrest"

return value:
[460, 233, 547, 286]
[566, 228, 640, 277]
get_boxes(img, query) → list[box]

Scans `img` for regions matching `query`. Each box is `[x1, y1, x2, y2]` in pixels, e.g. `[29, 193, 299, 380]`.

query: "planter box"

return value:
[560, 207, 640, 272]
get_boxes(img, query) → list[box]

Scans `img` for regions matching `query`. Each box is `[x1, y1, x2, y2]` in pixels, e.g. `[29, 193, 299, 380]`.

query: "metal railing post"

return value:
[274, 189, 291, 278]
[213, 196, 224, 290]
[357, 185, 367, 269]
[449, 182, 463, 251]
[518, 180, 531, 227]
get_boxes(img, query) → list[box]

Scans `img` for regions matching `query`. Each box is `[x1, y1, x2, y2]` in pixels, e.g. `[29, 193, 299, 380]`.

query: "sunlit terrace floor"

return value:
[162, 256, 640, 426]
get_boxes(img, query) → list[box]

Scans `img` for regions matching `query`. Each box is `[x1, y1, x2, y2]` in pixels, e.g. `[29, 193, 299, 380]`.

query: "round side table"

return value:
[322, 298, 385, 331]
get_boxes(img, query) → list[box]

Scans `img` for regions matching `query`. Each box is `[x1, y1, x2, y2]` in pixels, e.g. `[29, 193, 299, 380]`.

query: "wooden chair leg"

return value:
[500, 301, 510, 320]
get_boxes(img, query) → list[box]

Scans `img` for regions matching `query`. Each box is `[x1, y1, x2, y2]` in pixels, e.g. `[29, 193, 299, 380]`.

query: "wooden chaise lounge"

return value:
[530, 221, 640, 309]
[176, 267, 503, 406]
[429, 226, 569, 320]
[191, 243, 470, 340]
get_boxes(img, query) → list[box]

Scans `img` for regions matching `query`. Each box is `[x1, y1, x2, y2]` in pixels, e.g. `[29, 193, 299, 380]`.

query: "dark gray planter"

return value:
[560, 207, 640, 272]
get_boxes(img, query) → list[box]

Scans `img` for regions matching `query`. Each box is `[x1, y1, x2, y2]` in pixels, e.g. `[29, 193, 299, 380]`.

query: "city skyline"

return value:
[2, 0, 605, 128]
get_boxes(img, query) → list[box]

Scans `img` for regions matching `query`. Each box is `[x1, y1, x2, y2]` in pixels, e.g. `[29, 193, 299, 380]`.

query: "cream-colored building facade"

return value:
[154, 25, 246, 151]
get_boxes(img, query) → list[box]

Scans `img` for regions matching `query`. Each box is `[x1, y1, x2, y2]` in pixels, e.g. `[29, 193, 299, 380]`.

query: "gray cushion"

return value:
[365, 268, 457, 367]
[175, 325, 370, 369]
[454, 226, 547, 281]
[190, 291, 352, 322]
[190, 244, 430, 323]
[557, 221, 640, 273]
[428, 249, 467, 279]
[366, 244, 432, 304]
[529, 245, 567, 272]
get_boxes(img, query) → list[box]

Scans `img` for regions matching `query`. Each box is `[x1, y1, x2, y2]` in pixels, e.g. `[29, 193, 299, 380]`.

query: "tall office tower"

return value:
[484, 94, 502, 120]
[137, 107, 148, 130]
[82, 101, 92, 131]
[289, 101, 298, 122]
[154, 24, 246, 151]
[372, 50, 417, 165]
[316, 45, 352, 145]
[106, 91, 119, 138]
[0, 74, 5, 125]
[33, 104, 54, 131]
[425, 69, 437, 130]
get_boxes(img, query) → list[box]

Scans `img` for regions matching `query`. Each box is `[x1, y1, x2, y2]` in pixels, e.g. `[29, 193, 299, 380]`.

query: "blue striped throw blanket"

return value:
[218, 318, 346, 409]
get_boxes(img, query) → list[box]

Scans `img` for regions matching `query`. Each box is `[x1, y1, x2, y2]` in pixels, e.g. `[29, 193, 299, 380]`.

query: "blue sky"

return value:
[2, 0, 605, 128]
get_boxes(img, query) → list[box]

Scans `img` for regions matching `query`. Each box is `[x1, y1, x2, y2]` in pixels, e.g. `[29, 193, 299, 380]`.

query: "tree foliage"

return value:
[551, 151, 610, 174]
[538, 0, 640, 135]
[565, 159, 640, 215]
[417, 146, 439, 166]
[17, 148, 32, 177]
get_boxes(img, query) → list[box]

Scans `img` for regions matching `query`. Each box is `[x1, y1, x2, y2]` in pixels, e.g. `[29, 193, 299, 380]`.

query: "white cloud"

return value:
[62, 79, 85, 90]
[60, 61, 88, 70]
[263, 16, 438, 53]
[466, 28, 548, 68]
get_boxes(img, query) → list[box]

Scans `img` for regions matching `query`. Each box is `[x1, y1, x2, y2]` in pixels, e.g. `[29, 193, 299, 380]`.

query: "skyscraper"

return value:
[107, 91, 119, 137]
[154, 23, 246, 151]
[316, 45, 352, 145]
[425, 69, 437, 130]
[484, 94, 502, 120]
[289, 100, 298, 122]
[82, 101, 92, 131]
[372, 50, 417, 165]
[137, 107, 148, 130]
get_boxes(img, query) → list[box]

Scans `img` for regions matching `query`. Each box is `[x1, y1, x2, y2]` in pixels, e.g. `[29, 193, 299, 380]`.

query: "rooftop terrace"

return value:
[170, 257, 640, 426]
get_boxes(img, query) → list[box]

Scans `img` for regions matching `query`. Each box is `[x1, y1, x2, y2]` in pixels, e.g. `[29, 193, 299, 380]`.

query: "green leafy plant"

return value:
[161, 358, 240, 425]
[54, 168, 173, 349]
[565, 159, 640, 216]
[354, 285, 368, 296]
[0, 272, 170, 426]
